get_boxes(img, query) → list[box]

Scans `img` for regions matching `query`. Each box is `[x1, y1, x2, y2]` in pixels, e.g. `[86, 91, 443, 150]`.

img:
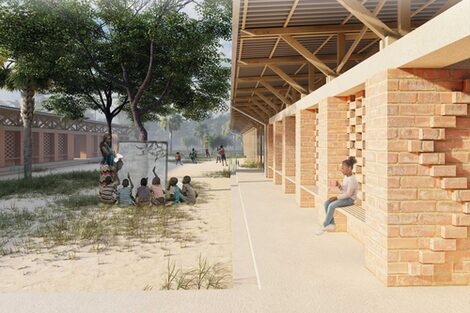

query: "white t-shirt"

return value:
[338, 175, 358, 200]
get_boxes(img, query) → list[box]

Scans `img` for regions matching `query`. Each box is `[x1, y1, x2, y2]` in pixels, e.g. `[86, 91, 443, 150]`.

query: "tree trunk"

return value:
[130, 103, 148, 141]
[105, 113, 113, 136]
[20, 86, 35, 180]
[169, 130, 173, 154]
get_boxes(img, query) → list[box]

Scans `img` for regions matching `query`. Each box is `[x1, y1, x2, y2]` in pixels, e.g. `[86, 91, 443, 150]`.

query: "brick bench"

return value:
[336, 204, 366, 244]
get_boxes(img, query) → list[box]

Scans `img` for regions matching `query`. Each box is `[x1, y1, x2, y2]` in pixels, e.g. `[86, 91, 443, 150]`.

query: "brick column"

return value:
[266, 124, 274, 179]
[296, 109, 317, 207]
[316, 97, 349, 230]
[54, 133, 60, 161]
[19, 130, 24, 165]
[282, 116, 296, 194]
[273, 120, 283, 185]
[367, 68, 470, 287]
[86, 134, 94, 159]
[0, 128, 5, 168]
[37, 131, 45, 163]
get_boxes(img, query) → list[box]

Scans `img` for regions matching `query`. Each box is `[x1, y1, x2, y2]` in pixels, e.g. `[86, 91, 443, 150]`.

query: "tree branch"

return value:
[130, 40, 154, 106]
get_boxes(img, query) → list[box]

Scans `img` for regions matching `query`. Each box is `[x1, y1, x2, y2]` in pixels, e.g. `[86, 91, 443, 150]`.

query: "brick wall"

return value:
[296, 109, 317, 207]
[242, 127, 258, 162]
[266, 124, 274, 179]
[367, 68, 470, 286]
[316, 97, 349, 230]
[273, 120, 283, 185]
[282, 116, 296, 194]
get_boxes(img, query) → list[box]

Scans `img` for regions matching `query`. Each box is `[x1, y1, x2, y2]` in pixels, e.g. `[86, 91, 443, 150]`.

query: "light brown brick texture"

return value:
[316, 97, 349, 230]
[376, 68, 470, 286]
[273, 121, 283, 185]
[295, 109, 317, 207]
[266, 124, 274, 179]
[282, 116, 296, 194]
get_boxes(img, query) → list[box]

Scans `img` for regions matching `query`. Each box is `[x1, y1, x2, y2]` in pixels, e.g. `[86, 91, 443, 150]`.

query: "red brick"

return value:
[440, 177, 467, 189]
[430, 116, 456, 128]
[407, 140, 434, 153]
[441, 226, 468, 238]
[430, 238, 457, 251]
[418, 153, 445, 165]
[430, 165, 456, 177]
[401, 177, 435, 188]
[463, 203, 470, 214]
[419, 251, 445, 264]
[452, 190, 470, 202]
[440, 103, 467, 116]
[452, 91, 470, 104]
[419, 128, 445, 140]
[401, 201, 435, 212]
[452, 214, 470, 226]
[400, 225, 435, 237]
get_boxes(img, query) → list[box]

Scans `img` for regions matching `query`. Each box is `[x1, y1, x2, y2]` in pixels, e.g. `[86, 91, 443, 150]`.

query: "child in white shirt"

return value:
[316, 156, 358, 235]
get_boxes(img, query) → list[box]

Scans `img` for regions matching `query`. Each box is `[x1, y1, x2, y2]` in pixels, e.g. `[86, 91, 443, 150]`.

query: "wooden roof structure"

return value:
[231, 0, 462, 131]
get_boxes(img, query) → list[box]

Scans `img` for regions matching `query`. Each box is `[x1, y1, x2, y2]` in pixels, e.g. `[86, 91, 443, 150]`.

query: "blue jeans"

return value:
[323, 198, 354, 227]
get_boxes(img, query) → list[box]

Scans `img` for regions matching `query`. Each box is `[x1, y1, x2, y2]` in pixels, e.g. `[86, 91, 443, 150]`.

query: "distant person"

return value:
[136, 177, 151, 206]
[216, 147, 221, 163]
[181, 175, 198, 204]
[175, 152, 183, 166]
[167, 177, 182, 204]
[316, 157, 358, 236]
[100, 134, 115, 166]
[189, 148, 197, 164]
[205, 148, 210, 158]
[117, 173, 135, 206]
[99, 176, 117, 204]
[219, 145, 227, 166]
[151, 167, 165, 205]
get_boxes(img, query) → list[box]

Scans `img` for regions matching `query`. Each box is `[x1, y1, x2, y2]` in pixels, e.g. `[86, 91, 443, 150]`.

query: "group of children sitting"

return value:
[99, 166, 198, 207]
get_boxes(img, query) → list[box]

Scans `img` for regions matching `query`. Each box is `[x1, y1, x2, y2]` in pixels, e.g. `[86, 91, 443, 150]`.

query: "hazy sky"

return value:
[0, 2, 232, 105]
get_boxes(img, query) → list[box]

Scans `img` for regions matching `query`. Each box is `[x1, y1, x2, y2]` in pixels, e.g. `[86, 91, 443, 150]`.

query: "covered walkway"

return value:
[5, 167, 469, 313]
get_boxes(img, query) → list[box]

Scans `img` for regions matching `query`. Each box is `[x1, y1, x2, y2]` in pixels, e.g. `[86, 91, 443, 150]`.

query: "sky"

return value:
[0, 1, 233, 109]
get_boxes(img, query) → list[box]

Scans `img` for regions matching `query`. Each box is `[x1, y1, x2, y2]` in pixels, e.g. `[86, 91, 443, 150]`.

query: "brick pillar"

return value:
[282, 116, 296, 194]
[67, 133, 75, 160]
[273, 120, 283, 185]
[86, 134, 94, 159]
[266, 124, 274, 179]
[367, 68, 470, 287]
[19, 129, 24, 165]
[296, 109, 317, 207]
[0, 128, 5, 168]
[316, 97, 349, 230]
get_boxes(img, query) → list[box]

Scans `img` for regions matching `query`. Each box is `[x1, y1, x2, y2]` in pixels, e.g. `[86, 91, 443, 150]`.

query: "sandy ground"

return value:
[0, 160, 232, 292]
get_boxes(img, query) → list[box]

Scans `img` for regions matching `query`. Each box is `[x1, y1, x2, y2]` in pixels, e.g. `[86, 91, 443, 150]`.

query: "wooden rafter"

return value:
[336, 0, 400, 39]
[237, 87, 290, 94]
[398, 0, 411, 35]
[259, 80, 292, 106]
[267, 64, 307, 94]
[412, 0, 437, 17]
[336, 0, 386, 73]
[239, 54, 366, 66]
[253, 91, 281, 112]
[251, 98, 275, 116]
[238, 74, 308, 83]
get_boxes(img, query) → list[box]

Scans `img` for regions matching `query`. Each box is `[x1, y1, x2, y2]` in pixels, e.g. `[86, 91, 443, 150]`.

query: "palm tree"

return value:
[160, 114, 183, 153]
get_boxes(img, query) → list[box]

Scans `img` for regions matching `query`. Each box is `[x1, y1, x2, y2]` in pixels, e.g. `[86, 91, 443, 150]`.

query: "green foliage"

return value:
[207, 134, 233, 150]
[0, 171, 99, 198]
[240, 160, 263, 169]
[181, 136, 199, 149]
[160, 114, 183, 133]
[42, 94, 89, 120]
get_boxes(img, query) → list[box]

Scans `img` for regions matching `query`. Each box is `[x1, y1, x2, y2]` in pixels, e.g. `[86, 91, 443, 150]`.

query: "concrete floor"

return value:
[1, 168, 469, 312]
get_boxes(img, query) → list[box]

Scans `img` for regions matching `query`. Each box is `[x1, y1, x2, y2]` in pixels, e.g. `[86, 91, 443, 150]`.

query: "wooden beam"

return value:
[308, 64, 316, 93]
[259, 80, 293, 106]
[238, 74, 308, 83]
[252, 98, 275, 116]
[398, 0, 411, 35]
[254, 91, 281, 112]
[412, 0, 437, 17]
[241, 24, 366, 38]
[336, 0, 400, 39]
[267, 64, 307, 94]
[238, 54, 366, 66]
[281, 35, 336, 77]
[337, 33, 346, 65]
[337, 0, 386, 73]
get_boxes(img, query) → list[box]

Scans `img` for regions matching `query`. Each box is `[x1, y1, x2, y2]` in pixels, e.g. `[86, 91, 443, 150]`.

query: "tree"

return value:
[52, 0, 231, 141]
[0, 0, 69, 179]
[160, 114, 183, 153]
[193, 123, 211, 147]
[181, 136, 198, 151]
[207, 134, 232, 150]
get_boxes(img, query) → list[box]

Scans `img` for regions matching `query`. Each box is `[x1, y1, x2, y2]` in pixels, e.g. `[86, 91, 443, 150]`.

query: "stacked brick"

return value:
[372, 68, 470, 286]
[282, 116, 296, 194]
[295, 109, 317, 207]
[347, 95, 366, 206]
[273, 120, 283, 185]
[266, 124, 274, 179]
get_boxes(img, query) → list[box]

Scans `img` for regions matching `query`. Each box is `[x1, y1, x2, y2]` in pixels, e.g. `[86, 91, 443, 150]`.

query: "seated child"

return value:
[136, 177, 151, 206]
[181, 175, 198, 204]
[167, 177, 182, 204]
[117, 173, 135, 206]
[99, 176, 117, 204]
[151, 167, 165, 205]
